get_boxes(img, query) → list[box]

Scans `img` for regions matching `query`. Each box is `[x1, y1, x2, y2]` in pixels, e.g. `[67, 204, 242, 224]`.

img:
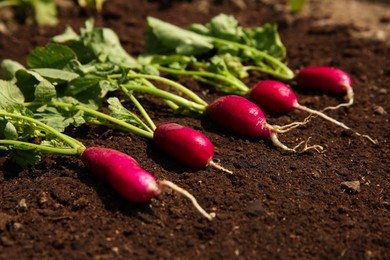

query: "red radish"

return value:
[81, 147, 214, 220]
[154, 123, 232, 173]
[206, 95, 300, 152]
[82, 147, 155, 203]
[249, 80, 297, 116]
[249, 80, 377, 144]
[296, 66, 354, 110]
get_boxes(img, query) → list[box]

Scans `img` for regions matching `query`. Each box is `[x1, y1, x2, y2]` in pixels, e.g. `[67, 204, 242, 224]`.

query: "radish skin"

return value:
[296, 66, 354, 110]
[249, 80, 377, 144]
[82, 147, 159, 203]
[249, 80, 297, 116]
[154, 123, 232, 173]
[206, 95, 297, 151]
[81, 147, 214, 219]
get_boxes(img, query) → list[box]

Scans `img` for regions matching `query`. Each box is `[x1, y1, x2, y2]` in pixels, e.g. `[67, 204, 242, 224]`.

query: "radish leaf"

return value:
[27, 43, 76, 69]
[0, 80, 25, 109]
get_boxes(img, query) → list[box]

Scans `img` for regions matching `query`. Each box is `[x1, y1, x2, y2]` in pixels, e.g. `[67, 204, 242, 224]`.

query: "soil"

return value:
[0, 0, 389, 259]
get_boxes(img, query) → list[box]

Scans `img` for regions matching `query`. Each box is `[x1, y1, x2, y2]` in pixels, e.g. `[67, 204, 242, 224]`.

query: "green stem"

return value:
[156, 65, 250, 94]
[207, 36, 295, 80]
[137, 77, 180, 111]
[125, 73, 208, 106]
[123, 84, 207, 113]
[119, 85, 157, 131]
[25, 101, 155, 140]
[0, 111, 84, 151]
[191, 75, 243, 95]
[0, 140, 81, 156]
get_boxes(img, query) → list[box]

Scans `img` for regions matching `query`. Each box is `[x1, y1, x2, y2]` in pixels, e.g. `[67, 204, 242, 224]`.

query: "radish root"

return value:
[295, 103, 377, 144]
[321, 84, 354, 111]
[208, 160, 233, 174]
[268, 114, 313, 134]
[268, 132, 294, 152]
[159, 180, 214, 221]
[293, 137, 325, 153]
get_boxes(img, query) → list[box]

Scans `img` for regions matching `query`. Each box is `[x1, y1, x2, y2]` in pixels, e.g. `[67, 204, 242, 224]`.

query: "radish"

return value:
[81, 147, 214, 220]
[205, 95, 318, 152]
[249, 80, 377, 144]
[0, 111, 214, 220]
[22, 96, 232, 173]
[296, 66, 354, 110]
[154, 123, 232, 173]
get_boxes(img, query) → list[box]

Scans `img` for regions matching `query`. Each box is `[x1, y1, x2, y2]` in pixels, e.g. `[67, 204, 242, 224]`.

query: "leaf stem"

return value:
[119, 85, 157, 131]
[125, 73, 208, 106]
[0, 140, 81, 156]
[206, 36, 295, 80]
[0, 110, 84, 151]
[42, 101, 155, 140]
[155, 65, 250, 94]
[122, 84, 207, 113]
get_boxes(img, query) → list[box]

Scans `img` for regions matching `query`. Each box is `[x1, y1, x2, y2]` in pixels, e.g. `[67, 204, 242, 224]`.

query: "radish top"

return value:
[154, 123, 215, 169]
[249, 80, 298, 116]
[206, 95, 272, 139]
[296, 66, 352, 94]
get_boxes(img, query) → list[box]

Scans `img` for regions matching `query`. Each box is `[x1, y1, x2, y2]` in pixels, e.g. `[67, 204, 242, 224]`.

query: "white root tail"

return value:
[269, 132, 294, 152]
[295, 103, 378, 144]
[208, 160, 233, 174]
[268, 132, 324, 153]
[158, 180, 214, 221]
[293, 137, 325, 153]
[268, 114, 313, 133]
[321, 84, 354, 111]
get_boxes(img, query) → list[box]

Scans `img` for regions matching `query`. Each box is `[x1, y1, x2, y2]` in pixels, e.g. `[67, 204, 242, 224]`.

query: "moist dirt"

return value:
[0, 0, 389, 259]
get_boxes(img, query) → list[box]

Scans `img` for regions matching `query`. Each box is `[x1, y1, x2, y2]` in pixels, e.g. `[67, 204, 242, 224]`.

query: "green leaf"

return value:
[79, 20, 141, 69]
[31, 68, 80, 84]
[63, 77, 100, 96]
[243, 24, 286, 59]
[67, 41, 96, 64]
[210, 54, 248, 79]
[34, 101, 87, 132]
[33, 0, 58, 26]
[15, 70, 56, 102]
[0, 80, 25, 109]
[146, 16, 214, 56]
[52, 26, 80, 43]
[0, 121, 18, 140]
[99, 80, 118, 97]
[140, 54, 196, 70]
[27, 43, 76, 69]
[205, 14, 244, 42]
[8, 149, 42, 168]
[2, 105, 42, 141]
[1, 59, 25, 80]
[289, 0, 306, 13]
[34, 80, 57, 102]
[107, 97, 145, 127]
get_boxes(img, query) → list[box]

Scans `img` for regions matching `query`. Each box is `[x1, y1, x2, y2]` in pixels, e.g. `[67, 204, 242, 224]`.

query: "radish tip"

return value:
[158, 180, 214, 220]
[208, 160, 233, 174]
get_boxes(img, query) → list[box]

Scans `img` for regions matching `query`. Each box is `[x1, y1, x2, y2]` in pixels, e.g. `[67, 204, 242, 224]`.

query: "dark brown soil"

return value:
[0, 1, 389, 259]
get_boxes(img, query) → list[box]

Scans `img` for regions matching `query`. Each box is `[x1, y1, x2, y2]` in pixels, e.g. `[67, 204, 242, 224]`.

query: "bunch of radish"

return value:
[26, 98, 233, 174]
[123, 84, 319, 152]
[82, 147, 214, 220]
[0, 110, 214, 220]
[140, 16, 374, 144]
[141, 62, 375, 145]
[248, 68, 377, 144]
